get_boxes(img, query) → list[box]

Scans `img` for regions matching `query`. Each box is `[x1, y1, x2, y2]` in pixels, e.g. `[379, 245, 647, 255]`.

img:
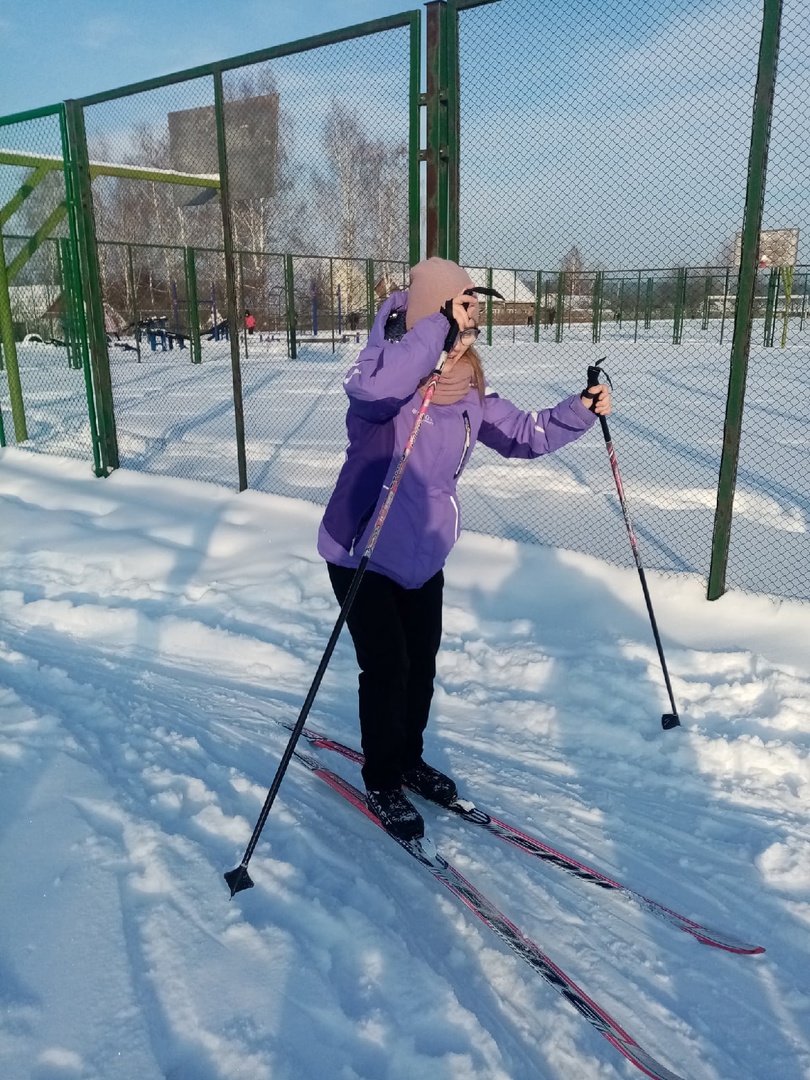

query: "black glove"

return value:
[383, 310, 407, 342]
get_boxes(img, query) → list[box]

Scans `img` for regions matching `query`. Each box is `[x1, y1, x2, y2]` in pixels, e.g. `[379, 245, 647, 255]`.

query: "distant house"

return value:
[7, 285, 128, 340]
[7, 285, 61, 339]
[465, 268, 552, 325]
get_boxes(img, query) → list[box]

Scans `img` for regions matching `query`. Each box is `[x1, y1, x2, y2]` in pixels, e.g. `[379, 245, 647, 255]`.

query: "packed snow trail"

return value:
[1, 451, 809, 1079]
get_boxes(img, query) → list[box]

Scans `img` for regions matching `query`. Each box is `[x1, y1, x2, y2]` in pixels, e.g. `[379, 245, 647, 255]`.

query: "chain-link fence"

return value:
[69, 16, 417, 495]
[0, 106, 98, 463]
[1, 2, 807, 601]
[219, 30, 416, 499]
[728, 0, 810, 598]
[452, 0, 808, 601]
[81, 72, 234, 486]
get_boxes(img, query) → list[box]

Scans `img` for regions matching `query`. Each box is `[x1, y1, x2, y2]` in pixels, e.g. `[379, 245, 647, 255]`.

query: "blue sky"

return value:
[0, 0, 414, 115]
[2, 0, 807, 268]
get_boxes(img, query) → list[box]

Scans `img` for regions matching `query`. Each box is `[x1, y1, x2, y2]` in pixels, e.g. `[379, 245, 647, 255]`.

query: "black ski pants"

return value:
[327, 563, 444, 792]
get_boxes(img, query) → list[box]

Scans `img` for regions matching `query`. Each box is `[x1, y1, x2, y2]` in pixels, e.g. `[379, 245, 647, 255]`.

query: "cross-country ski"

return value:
[280, 720, 765, 955]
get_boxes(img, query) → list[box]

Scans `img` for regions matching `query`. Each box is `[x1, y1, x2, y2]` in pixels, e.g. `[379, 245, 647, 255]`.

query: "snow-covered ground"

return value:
[1, 447, 809, 1080]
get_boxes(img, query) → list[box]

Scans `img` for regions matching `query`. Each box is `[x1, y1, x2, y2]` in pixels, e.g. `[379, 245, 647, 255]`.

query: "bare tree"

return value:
[314, 100, 408, 262]
[559, 245, 584, 295]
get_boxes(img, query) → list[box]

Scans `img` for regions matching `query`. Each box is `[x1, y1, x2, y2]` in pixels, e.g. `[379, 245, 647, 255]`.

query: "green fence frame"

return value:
[0, 103, 103, 468]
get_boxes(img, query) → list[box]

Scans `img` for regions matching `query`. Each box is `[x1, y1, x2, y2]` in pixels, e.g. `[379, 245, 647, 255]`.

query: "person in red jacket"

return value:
[245, 310, 256, 334]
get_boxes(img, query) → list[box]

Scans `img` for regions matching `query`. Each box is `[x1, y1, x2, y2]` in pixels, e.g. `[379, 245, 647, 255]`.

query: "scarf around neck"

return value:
[418, 358, 475, 406]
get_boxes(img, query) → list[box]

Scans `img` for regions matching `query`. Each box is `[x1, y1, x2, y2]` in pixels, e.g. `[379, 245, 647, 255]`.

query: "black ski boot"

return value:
[366, 788, 424, 842]
[403, 761, 458, 807]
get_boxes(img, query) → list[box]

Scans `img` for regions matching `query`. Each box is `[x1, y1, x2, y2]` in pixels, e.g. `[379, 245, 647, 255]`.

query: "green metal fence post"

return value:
[329, 257, 336, 352]
[0, 228, 27, 440]
[780, 264, 794, 347]
[408, 12, 422, 267]
[59, 239, 76, 369]
[184, 246, 202, 364]
[55, 238, 71, 367]
[425, 2, 449, 260]
[446, 0, 460, 263]
[486, 266, 493, 345]
[511, 268, 517, 344]
[702, 273, 713, 330]
[673, 267, 686, 344]
[763, 265, 779, 346]
[60, 237, 84, 370]
[64, 99, 116, 474]
[644, 276, 654, 329]
[213, 67, 248, 492]
[633, 269, 642, 342]
[58, 101, 101, 476]
[366, 258, 375, 333]
[592, 270, 604, 344]
[534, 271, 542, 343]
[719, 266, 731, 344]
[126, 244, 141, 363]
[239, 250, 248, 360]
[554, 271, 565, 343]
[285, 253, 297, 359]
[708, 0, 783, 600]
[567, 269, 574, 331]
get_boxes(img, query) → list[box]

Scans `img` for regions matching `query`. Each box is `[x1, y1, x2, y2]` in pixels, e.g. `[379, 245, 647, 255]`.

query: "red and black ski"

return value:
[286, 721, 764, 956]
[291, 740, 686, 1080]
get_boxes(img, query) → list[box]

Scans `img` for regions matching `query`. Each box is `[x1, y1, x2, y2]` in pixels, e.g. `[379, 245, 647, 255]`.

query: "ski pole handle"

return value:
[439, 300, 460, 354]
[587, 360, 606, 388]
[440, 286, 505, 356]
[583, 357, 610, 415]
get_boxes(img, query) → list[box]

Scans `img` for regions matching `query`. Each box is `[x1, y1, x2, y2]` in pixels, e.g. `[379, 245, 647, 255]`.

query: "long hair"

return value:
[467, 345, 485, 400]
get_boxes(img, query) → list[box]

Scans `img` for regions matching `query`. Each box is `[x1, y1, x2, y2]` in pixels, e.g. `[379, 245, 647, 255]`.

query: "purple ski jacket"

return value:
[318, 290, 597, 589]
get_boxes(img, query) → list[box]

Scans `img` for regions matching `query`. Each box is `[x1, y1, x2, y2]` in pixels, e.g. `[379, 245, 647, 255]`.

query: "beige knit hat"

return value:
[406, 257, 475, 330]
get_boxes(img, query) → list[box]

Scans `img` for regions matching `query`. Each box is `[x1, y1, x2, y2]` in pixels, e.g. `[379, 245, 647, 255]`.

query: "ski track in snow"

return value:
[1, 451, 810, 1080]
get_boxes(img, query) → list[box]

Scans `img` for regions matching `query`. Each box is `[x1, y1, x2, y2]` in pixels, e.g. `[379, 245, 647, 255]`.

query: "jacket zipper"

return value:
[454, 410, 471, 479]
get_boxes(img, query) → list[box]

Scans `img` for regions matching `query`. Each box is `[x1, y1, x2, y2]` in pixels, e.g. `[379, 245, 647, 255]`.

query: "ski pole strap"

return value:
[440, 286, 505, 356]
[581, 388, 599, 412]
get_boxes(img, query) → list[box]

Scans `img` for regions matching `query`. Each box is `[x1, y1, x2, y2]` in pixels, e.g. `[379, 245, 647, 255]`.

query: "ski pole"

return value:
[586, 358, 680, 731]
[225, 287, 502, 897]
